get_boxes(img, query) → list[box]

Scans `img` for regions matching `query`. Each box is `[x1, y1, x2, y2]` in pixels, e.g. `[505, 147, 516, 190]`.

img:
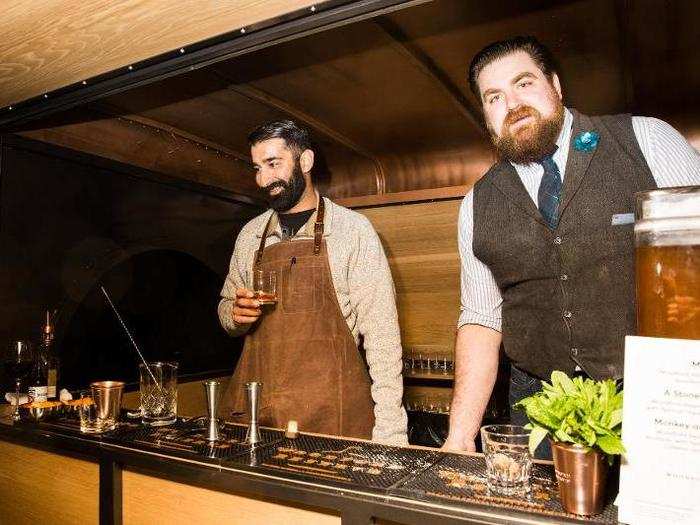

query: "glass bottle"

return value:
[41, 310, 59, 399]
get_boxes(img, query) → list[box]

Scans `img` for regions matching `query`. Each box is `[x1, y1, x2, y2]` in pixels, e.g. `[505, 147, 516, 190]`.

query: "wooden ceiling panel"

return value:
[385, 0, 627, 115]
[0, 0, 323, 108]
[17, 111, 259, 196]
[105, 82, 281, 154]
[213, 20, 487, 152]
[97, 75, 380, 199]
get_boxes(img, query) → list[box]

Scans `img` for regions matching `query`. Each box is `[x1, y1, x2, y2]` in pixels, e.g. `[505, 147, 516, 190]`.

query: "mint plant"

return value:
[513, 371, 625, 462]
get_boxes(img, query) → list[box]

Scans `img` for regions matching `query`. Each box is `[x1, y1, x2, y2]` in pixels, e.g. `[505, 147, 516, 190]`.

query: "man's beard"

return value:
[490, 102, 565, 164]
[262, 161, 307, 212]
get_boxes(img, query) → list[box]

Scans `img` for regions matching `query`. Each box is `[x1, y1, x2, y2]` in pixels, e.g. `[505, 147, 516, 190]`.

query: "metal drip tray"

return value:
[105, 419, 284, 461]
[225, 434, 441, 491]
[30, 415, 284, 463]
[395, 454, 618, 523]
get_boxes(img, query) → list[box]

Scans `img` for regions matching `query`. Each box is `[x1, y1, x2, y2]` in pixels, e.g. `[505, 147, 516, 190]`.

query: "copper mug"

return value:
[551, 441, 609, 515]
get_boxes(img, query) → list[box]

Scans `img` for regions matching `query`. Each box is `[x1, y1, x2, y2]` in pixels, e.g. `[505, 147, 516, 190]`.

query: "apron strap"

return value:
[313, 197, 325, 256]
[255, 213, 274, 267]
[256, 197, 326, 264]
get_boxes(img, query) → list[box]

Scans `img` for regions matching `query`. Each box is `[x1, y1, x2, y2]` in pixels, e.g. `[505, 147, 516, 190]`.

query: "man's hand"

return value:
[232, 288, 262, 324]
[441, 436, 476, 453]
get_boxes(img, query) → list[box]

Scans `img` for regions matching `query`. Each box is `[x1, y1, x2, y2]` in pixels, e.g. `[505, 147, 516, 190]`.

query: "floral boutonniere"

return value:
[574, 130, 599, 152]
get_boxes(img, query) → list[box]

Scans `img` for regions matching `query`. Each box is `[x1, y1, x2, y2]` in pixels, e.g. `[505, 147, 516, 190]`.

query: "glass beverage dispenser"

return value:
[634, 186, 700, 339]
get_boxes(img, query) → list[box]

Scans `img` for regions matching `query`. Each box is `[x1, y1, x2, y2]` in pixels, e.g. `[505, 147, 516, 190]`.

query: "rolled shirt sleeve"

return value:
[347, 216, 408, 445]
[457, 190, 503, 332]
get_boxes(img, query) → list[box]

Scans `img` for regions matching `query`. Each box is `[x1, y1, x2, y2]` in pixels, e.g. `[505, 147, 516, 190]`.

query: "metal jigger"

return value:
[244, 381, 262, 445]
[203, 380, 221, 442]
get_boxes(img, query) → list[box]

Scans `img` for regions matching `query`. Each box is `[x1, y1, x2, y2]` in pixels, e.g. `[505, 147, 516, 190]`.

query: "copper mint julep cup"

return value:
[551, 442, 608, 515]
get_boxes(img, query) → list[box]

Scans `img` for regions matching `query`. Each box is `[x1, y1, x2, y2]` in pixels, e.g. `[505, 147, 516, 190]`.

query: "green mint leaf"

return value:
[596, 434, 626, 455]
[551, 371, 577, 396]
[528, 425, 549, 454]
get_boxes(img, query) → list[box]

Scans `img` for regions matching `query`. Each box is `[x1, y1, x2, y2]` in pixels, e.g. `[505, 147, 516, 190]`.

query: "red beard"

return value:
[492, 103, 564, 164]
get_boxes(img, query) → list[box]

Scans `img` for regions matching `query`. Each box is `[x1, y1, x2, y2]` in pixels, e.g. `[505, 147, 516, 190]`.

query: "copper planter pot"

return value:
[551, 441, 608, 516]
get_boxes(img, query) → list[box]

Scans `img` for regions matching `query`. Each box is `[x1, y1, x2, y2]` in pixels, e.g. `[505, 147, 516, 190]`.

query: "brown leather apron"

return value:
[222, 199, 375, 439]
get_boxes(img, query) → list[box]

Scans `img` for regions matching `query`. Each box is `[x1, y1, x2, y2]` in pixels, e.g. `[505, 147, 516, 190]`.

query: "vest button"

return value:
[560, 274, 568, 281]
[553, 236, 562, 245]
[563, 310, 572, 318]
[571, 347, 579, 356]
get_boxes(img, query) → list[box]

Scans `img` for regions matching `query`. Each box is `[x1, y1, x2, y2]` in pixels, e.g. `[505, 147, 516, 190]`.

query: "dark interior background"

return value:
[0, 135, 261, 392]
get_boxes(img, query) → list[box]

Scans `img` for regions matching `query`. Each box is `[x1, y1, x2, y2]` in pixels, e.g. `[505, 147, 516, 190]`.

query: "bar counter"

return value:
[0, 411, 619, 525]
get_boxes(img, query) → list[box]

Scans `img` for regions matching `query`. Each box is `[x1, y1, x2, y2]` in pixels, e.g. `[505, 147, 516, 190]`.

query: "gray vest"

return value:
[473, 109, 656, 380]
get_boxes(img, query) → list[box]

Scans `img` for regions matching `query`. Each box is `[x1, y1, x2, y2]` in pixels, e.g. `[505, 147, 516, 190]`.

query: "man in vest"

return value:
[218, 120, 407, 445]
[444, 36, 700, 455]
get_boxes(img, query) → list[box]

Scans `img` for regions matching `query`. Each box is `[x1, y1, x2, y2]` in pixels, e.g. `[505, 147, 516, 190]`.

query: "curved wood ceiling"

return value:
[14, 0, 700, 200]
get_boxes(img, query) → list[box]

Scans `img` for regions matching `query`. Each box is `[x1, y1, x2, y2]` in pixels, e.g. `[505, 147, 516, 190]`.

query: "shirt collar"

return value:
[255, 191, 333, 239]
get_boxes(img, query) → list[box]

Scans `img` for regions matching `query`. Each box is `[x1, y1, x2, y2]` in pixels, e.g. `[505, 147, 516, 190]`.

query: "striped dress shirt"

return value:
[458, 107, 700, 331]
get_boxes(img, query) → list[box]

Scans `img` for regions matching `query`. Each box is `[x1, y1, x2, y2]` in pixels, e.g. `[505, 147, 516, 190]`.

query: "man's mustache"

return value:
[503, 105, 540, 128]
[263, 181, 287, 195]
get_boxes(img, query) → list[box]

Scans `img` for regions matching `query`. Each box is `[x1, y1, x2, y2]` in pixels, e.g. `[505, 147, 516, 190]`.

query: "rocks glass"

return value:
[253, 268, 278, 305]
[480, 424, 532, 495]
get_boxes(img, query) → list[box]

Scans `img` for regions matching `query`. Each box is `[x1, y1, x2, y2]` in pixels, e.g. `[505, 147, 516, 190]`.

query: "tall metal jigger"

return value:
[244, 381, 262, 445]
[203, 380, 221, 442]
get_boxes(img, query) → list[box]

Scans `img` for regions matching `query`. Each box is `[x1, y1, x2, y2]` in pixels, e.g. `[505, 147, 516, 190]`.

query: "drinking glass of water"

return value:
[480, 424, 532, 495]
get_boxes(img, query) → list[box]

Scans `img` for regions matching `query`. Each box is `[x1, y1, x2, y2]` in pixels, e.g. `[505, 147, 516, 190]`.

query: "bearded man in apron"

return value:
[218, 120, 408, 445]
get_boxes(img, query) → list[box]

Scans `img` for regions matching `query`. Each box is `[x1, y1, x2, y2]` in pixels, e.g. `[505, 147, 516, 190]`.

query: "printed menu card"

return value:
[618, 336, 700, 524]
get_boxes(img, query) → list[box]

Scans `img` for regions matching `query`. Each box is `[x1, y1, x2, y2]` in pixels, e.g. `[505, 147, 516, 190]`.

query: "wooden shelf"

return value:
[404, 371, 454, 381]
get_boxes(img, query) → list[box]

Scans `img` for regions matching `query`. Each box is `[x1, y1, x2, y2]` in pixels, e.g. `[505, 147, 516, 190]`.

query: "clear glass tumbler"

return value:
[78, 390, 100, 433]
[253, 268, 278, 305]
[480, 424, 532, 495]
[139, 362, 178, 426]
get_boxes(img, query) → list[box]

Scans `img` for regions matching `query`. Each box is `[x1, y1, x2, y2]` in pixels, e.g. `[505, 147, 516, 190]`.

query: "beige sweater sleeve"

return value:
[347, 217, 408, 445]
[217, 229, 252, 338]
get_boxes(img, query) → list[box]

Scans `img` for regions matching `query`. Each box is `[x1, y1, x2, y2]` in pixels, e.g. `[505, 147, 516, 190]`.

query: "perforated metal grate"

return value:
[105, 419, 284, 461]
[33, 414, 284, 462]
[394, 453, 618, 523]
[225, 433, 441, 490]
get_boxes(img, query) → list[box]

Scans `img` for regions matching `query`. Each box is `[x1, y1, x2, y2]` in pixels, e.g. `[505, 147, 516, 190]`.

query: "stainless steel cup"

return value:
[90, 380, 124, 432]
[203, 380, 221, 442]
[245, 381, 262, 445]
